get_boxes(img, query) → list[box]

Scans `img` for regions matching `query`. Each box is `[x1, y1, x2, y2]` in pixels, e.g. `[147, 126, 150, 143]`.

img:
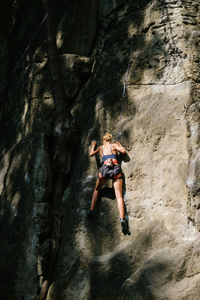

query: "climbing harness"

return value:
[99, 144, 122, 179]
[98, 164, 122, 179]
[117, 37, 134, 140]
[0, 0, 55, 96]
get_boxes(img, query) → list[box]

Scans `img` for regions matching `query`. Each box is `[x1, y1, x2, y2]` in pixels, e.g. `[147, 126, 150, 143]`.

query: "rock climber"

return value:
[88, 132, 128, 234]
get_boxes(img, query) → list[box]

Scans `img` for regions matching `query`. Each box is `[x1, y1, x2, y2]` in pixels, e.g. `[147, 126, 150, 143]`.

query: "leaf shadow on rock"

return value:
[88, 220, 172, 300]
[89, 252, 134, 300]
[117, 260, 168, 300]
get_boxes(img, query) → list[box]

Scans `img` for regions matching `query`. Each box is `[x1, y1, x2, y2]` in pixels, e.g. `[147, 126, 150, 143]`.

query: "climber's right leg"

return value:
[113, 177, 124, 220]
[113, 177, 129, 234]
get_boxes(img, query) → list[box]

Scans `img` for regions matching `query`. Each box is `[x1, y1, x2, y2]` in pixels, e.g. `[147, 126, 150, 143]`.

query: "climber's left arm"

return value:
[89, 141, 101, 157]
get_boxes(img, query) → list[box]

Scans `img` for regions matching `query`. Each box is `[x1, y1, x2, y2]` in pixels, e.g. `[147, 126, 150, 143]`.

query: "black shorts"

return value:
[98, 164, 122, 179]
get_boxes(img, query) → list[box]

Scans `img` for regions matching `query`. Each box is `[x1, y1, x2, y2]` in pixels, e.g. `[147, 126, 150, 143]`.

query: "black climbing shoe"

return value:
[120, 219, 126, 234]
[120, 218, 129, 235]
[87, 209, 94, 219]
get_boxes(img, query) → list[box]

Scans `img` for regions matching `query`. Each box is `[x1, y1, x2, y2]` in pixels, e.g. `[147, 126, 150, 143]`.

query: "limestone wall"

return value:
[0, 0, 200, 299]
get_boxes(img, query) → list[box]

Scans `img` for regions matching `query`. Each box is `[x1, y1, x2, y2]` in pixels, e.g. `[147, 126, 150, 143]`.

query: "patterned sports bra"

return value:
[101, 144, 118, 162]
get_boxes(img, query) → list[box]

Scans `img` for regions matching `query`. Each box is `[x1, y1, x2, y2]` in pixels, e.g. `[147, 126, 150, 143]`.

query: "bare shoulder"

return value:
[112, 141, 122, 147]
[112, 142, 126, 154]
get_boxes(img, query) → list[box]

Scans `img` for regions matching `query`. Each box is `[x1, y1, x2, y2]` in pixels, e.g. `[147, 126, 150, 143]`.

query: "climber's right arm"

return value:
[113, 142, 126, 155]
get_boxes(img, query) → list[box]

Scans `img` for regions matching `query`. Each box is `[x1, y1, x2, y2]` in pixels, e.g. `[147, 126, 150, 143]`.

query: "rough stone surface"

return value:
[0, 0, 200, 300]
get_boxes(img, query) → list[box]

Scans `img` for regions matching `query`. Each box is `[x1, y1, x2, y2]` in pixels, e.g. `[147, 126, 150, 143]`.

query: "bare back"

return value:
[100, 143, 118, 158]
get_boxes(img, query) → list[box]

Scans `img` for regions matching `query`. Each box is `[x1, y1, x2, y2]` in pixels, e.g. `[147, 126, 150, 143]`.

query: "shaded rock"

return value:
[56, 0, 97, 56]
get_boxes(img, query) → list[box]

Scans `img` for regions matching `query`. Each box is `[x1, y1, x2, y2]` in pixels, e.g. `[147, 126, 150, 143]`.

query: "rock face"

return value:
[0, 0, 200, 299]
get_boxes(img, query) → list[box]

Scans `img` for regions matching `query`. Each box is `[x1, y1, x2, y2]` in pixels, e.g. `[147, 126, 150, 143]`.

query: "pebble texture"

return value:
[0, 0, 200, 300]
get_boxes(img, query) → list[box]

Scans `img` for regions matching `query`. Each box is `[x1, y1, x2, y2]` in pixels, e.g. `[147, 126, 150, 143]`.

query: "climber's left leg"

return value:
[90, 177, 106, 212]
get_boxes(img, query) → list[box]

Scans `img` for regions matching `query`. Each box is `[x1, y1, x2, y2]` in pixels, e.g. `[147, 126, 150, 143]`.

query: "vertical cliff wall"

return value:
[0, 0, 200, 299]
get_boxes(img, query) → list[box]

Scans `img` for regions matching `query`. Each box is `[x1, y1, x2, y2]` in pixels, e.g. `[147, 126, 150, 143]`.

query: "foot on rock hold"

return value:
[87, 209, 94, 219]
[120, 218, 129, 235]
